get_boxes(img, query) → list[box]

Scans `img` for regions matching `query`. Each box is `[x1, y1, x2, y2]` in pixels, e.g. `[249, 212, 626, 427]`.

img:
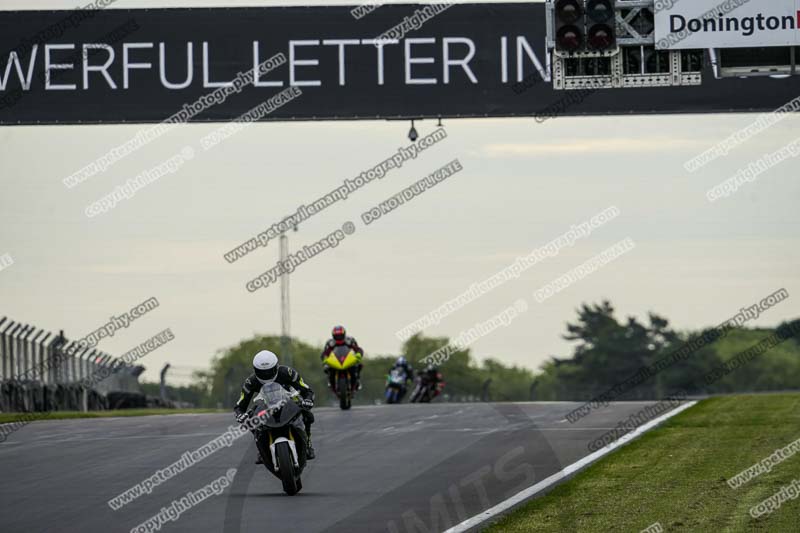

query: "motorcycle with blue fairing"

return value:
[384, 368, 409, 404]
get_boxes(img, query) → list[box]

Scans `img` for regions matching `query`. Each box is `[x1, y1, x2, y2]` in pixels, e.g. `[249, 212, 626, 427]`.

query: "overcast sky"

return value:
[1, 0, 798, 384]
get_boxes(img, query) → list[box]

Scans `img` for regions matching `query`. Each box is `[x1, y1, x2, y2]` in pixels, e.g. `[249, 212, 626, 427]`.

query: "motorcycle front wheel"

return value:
[421, 388, 432, 403]
[275, 441, 301, 495]
[338, 374, 351, 410]
[410, 385, 422, 403]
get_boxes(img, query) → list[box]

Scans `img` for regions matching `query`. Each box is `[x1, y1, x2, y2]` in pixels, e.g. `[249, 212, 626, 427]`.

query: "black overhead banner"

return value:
[0, 3, 799, 125]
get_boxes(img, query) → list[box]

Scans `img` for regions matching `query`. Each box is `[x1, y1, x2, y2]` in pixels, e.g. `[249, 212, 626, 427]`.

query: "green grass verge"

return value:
[485, 393, 800, 533]
[0, 408, 225, 424]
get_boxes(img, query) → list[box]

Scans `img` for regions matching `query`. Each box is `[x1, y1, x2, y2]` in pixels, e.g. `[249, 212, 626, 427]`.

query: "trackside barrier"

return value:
[0, 316, 145, 412]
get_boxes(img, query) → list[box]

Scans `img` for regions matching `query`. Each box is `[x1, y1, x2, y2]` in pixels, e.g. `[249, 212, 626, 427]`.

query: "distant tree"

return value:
[558, 301, 676, 398]
[480, 358, 535, 401]
[531, 302, 800, 401]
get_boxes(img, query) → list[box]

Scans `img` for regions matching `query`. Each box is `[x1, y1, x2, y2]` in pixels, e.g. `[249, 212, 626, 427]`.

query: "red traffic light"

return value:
[555, 0, 583, 24]
[557, 26, 584, 52]
[587, 24, 614, 50]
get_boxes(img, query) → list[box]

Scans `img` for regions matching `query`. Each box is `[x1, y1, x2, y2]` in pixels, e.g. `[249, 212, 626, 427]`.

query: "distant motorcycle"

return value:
[249, 382, 308, 495]
[410, 374, 444, 403]
[322, 345, 361, 410]
[384, 368, 407, 404]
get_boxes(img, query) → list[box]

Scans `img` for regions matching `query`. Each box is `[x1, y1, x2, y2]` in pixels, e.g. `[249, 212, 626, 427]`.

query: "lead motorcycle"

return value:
[248, 382, 308, 495]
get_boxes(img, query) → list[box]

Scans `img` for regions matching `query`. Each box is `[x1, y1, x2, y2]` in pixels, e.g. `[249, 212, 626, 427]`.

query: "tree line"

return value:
[148, 301, 800, 407]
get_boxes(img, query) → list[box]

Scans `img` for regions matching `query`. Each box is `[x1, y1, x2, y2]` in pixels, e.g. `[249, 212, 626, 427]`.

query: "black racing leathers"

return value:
[234, 366, 315, 438]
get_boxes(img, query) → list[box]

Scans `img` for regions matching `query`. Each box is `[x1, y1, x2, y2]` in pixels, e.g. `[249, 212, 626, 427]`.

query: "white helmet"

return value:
[253, 350, 279, 383]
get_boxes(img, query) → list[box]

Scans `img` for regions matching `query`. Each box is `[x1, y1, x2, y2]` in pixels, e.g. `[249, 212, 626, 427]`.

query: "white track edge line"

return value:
[443, 400, 699, 533]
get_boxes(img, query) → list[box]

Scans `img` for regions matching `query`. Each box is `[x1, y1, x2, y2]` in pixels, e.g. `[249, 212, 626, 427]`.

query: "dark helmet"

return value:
[332, 325, 346, 344]
[425, 364, 438, 374]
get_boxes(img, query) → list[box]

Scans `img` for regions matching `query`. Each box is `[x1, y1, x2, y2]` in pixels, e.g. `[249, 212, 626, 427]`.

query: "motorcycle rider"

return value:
[320, 325, 364, 390]
[421, 364, 445, 400]
[234, 350, 316, 461]
[389, 356, 414, 400]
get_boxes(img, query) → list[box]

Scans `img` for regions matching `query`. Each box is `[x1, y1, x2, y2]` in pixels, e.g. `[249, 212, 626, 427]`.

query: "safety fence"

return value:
[0, 316, 145, 412]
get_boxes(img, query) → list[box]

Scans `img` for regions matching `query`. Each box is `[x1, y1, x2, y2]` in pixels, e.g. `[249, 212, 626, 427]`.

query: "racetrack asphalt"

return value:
[0, 401, 676, 533]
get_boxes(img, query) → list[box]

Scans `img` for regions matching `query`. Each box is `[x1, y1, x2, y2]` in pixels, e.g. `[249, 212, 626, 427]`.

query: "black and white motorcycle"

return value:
[249, 382, 309, 495]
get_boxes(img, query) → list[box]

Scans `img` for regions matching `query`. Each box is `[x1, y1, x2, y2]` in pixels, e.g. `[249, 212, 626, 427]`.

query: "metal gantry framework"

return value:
[546, 0, 798, 90]
[547, 0, 703, 90]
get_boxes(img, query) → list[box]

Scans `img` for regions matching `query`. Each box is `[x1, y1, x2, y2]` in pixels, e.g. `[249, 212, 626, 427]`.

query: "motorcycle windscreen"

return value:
[255, 382, 290, 404]
[332, 345, 351, 359]
[253, 383, 303, 428]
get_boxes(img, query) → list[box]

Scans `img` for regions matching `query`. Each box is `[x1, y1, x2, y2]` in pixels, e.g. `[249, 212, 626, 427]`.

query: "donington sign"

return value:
[655, 0, 800, 49]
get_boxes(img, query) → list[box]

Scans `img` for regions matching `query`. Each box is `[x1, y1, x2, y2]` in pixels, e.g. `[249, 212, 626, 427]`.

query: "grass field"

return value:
[0, 408, 224, 424]
[485, 394, 800, 532]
